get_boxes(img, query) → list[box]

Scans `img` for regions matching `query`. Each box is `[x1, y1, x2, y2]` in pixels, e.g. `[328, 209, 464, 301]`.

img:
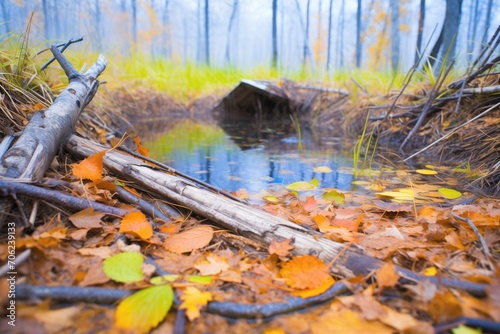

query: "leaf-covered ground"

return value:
[1, 143, 499, 333]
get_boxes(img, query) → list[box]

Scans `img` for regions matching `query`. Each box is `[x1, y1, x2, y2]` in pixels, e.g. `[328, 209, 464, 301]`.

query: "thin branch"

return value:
[450, 212, 494, 270]
[0, 179, 129, 217]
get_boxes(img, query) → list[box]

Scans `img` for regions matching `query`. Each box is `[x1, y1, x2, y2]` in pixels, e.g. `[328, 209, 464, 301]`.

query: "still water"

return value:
[142, 119, 359, 194]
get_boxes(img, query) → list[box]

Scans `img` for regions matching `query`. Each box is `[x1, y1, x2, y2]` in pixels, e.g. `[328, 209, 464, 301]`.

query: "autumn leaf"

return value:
[438, 187, 462, 200]
[268, 238, 295, 257]
[286, 178, 319, 192]
[164, 225, 213, 254]
[115, 285, 173, 333]
[415, 169, 438, 175]
[103, 252, 144, 283]
[179, 287, 213, 320]
[133, 136, 149, 157]
[376, 262, 400, 289]
[280, 255, 332, 290]
[303, 196, 318, 212]
[194, 252, 230, 275]
[323, 189, 345, 205]
[72, 150, 107, 182]
[313, 166, 332, 173]
[292, 275, 335, 298]
[119, 211, 153, 241]
[69, 208, 105, 229]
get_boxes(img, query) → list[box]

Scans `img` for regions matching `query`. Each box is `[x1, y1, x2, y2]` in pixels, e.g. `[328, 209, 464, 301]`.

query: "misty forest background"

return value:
[2, 0, 499, 78]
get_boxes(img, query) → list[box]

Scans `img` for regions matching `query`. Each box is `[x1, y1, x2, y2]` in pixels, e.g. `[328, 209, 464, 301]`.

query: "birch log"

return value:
[0, 48, 107, 226]
[65, 135, 487, 295]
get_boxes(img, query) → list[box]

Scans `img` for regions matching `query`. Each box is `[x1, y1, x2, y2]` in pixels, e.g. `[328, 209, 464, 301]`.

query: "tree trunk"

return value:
[326, 0, 333, 73]
[271, 0, 278, 70]
[390, 0, 400, 72]
[132, 0, 138, 46]
[414, 0, 425, 66]
[482, 0, 493, 45]
[225, 0, 238, 65]
[355, 0, 362, 68]
[302, 0, 311, 71]
[205, 0, 210, 66]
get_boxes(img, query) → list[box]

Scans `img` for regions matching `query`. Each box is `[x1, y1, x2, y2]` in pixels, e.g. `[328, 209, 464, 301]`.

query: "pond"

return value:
[142, 119, 360, 194]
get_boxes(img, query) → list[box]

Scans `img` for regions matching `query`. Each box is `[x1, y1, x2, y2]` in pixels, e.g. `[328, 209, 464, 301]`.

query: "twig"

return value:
[115, 185, 171, 223]
[0, 179, 129, 217]
[403, 101, 500, 161]
[40, 37, 84, 71]
[399, 59, 455, 151]
[450, 212, 494, 270]
[0, 249, 31, 276]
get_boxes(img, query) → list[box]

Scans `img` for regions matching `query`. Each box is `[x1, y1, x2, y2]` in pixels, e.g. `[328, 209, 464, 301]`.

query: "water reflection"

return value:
[143, 120, 355, 193]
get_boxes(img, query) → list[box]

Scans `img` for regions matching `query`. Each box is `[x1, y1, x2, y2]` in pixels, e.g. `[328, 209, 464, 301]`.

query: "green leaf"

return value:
[115, 285, 174, 334]
[438, 187, 462, 200]
[186, 275, 213, 284]
[451, 325, 482, 334]
[103, 252, 144, 283]
[150, 275, 180, 285]
[323, 190, 345, 205]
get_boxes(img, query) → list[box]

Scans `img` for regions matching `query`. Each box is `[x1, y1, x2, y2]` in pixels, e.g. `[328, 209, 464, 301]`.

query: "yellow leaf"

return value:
[415, 169, 438, 175]
[313, 166, 332, 173]
[422, 266, 437, 276]
[164, 225, 213, 254]
[119, 211, 153, 241]
[286, 181, 317, 192]
[72, 151, 107, 181]
[179, 287, 213, 321]
[263, 195, 281, 203]
[438, 187, 462, 200]
[115, 285, 173, 333]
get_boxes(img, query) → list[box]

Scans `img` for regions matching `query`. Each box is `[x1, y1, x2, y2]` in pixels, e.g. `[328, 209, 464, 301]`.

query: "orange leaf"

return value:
[179, 287, 213, 320]
[303, 196, 318, 212]
[133, 137, 149, 157]
[119, 211, 153, 241]
[376, 262, 400, 289]
[72, 150, 107, 181]
[164, 225, 213, 254]
[280, 255, 331, 289]
[194, 252, 230, 275]
[292, 275, 335, 298]
[268, 238, 295, 257]
[69, 208, 105, 229]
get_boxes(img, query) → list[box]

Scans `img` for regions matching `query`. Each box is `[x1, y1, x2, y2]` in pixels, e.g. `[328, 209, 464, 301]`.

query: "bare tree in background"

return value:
[426, 0, 463, 71]
[225, 0, 239, 65]
[162, 0, 170, 58]
[303, 0, 311, 71]
[41, 0, 50, 40]
[272, 0, 278, 70]
[466, 0, 480, 62]
[414, 0, 425, 66]
[390, 0, 400, 71]
[337, 0, 346, 69]
[326, 0, 333, 72]
[482, 0, 493, 45]
[132, 0, 138, 46]
[355, 0, 362, 67]
[205, 0, 210, 65]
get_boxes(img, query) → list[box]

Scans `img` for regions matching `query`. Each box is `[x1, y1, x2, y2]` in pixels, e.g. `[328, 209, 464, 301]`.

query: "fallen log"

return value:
[0, 47, 107, 226]
[65, 135, 486, 296]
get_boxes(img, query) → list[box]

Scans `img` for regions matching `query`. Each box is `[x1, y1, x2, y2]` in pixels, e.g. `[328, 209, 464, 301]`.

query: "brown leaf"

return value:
[268, 238, 295, 257]
[164, 225, 213, 254]
[69, 208, 105, 229]
[376, 262, 400, 289]
[194, 252, 230, 275]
